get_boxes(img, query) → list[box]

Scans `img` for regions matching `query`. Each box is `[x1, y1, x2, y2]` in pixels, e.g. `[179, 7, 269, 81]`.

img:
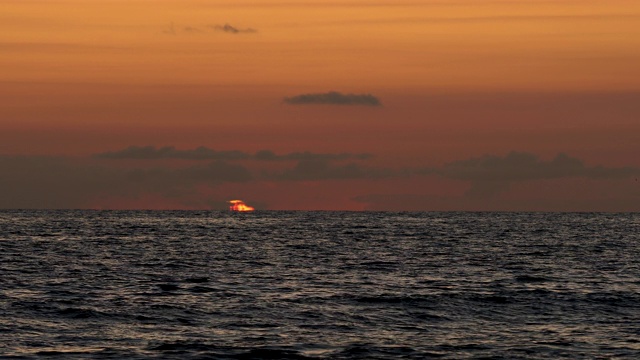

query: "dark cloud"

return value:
[0, 156, 120, 209]
[0, 156, 252, 209]
[3, 151, 637, 210]
[440, 152, 637, 180]
[94, 146, 372, 162]
[124, 161, 252, 190]
[276, 160, 394, 181]
[94, 146, 250, 161]
[178, 161, 252, 183]
[283, 91, 382, 106]
[254, 150, 373, 162]
[1, 149, 379, 208]
[355, 152, 640, 211]
[352, 152, 640, 211]
[212, 24, 257, 34]
[431, 151, 639, 198]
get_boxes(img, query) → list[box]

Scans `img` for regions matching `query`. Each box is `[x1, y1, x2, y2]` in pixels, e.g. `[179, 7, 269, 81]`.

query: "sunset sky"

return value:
[1, 0, 639, 211]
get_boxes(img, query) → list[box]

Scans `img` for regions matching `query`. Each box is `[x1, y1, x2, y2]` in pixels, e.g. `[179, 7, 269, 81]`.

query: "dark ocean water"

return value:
[1, 210, 639, 359]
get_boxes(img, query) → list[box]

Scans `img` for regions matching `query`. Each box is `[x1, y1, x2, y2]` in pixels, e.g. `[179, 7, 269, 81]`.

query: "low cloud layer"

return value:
[95, 146, 249, 161]
[439, 152, 634, 181]
[284, 91, 382, 106]
[94, 146, 372, 162]
[0, 156, 251, 209]
[0, 150, 385, 209]
[1, 151, 638, 210]
[355, 151, 640, 211]
[276, 159, 395, 181]
[254, 150, 372, 162]
[433, 151, 639, 198]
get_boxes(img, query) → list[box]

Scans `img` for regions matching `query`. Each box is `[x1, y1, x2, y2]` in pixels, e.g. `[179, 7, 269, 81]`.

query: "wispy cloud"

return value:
[0, 42, 128, 53]
[94, 146, 372, 162]
[212, 23, 257, 34]
[183, 26, 203, 33]
[162, 22, 177, 35]
[284, 91, 382, 106]
[162, 23, 257, 35]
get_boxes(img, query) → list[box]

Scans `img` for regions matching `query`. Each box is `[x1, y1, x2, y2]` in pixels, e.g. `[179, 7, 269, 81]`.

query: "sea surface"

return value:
[1, 210, 639, 359]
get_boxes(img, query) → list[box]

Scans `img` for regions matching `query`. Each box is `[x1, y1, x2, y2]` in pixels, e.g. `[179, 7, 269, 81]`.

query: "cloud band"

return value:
[284, 91, 382, 106]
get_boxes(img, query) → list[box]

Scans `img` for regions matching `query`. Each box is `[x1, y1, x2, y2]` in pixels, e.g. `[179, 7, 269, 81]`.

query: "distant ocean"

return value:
[1, 210, 639, 359]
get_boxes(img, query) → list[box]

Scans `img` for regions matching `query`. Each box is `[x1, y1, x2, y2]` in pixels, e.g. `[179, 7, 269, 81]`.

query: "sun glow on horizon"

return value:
[229, 200, 255, 212]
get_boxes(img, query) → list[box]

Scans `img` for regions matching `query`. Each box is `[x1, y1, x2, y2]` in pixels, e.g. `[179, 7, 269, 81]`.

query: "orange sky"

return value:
[1, 0, 639, 210]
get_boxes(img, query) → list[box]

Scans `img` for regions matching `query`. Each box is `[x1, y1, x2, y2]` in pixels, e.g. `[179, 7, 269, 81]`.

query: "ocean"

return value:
[1, 210, 639, 359]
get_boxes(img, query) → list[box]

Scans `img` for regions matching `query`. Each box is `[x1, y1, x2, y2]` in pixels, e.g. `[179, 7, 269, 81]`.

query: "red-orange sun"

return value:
[229, 200, 255, 212]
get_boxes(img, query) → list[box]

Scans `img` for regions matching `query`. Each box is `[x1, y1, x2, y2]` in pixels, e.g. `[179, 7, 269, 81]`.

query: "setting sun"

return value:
[229, 200, 255, 212]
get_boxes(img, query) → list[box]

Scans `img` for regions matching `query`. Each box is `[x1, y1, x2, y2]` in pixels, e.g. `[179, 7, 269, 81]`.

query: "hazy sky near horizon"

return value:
[1, 0, 639, 210]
